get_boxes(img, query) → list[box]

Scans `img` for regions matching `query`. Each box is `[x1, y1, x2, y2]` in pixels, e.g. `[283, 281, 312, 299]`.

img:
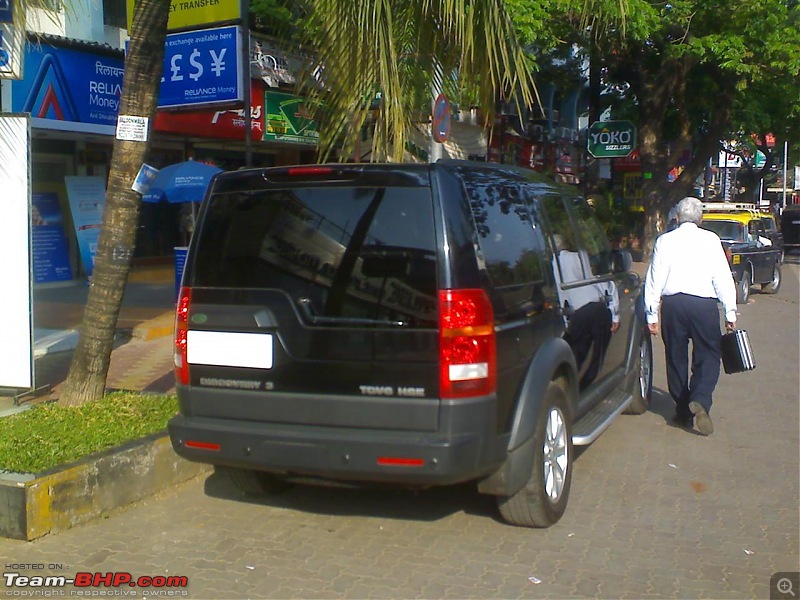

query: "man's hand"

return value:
[647, 322, 659, 336]
[725, 321, 736, 332]
[610, 321, 620, 334]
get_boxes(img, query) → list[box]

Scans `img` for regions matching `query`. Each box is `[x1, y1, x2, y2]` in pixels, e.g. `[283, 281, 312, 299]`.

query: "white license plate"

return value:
[187, 331, 273, 369]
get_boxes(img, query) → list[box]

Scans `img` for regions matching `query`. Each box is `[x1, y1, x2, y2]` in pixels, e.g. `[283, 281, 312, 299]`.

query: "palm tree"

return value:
[58, 0, 170, 406]
[296, 0, 539, 162]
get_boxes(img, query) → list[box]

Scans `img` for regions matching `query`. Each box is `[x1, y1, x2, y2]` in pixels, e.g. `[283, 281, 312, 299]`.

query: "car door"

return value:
[746, 218, 773, 281]
[541, 195, 634, 399]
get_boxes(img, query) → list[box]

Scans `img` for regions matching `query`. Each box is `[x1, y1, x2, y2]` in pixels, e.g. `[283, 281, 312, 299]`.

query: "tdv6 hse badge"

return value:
[359, 385, 425, 397]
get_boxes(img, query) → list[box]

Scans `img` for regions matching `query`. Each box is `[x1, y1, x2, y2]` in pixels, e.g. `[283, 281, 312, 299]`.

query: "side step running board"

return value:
[572, 389, 631, 446]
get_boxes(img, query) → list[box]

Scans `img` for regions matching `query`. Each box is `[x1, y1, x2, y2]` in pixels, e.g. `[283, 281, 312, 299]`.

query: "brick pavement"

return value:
[2, 261, 798, 599]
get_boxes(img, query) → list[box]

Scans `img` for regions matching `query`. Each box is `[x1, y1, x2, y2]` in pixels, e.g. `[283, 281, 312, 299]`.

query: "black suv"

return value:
[168, 161, 651, 528]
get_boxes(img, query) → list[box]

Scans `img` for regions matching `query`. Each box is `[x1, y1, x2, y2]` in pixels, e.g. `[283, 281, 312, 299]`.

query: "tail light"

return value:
[724, 245, 732, 265]
[174, 286, 191, 386]
[438, 289, 496, 398]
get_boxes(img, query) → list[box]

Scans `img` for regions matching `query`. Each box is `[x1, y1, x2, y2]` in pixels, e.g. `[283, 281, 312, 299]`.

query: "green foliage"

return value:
[295, 0, 538, 162]
[250, 0, 306, 39]
[0, 393, 177, 474]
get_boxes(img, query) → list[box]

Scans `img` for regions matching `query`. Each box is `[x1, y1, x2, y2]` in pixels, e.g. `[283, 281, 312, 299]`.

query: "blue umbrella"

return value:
[141, 160, 222, 204]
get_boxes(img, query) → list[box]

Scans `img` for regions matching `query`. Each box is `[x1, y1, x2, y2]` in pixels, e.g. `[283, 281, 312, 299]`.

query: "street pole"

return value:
[429, 60, 443, 163]
[241, 0, 253, 168]
[782, 139, 788, 211]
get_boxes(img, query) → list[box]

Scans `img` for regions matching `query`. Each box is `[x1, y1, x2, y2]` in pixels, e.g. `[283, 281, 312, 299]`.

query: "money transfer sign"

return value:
[263, 91, 318, 145]
[158, 26, 242, 109]
[587, 120, 636, 158]
[127, 0, 241, 32]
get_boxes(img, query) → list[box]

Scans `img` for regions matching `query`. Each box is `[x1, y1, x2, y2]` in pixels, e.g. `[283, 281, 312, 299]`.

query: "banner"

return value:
[32, 192, 73, 283]
[127, 0, 241, 32]
[263, 91, 319, 145]
[0, 114, 32, 389]
[11, 43, 124, 134]
[157, 26, 242, 109]
[64, 176, 106, 278]
[154, 78, 264, 139]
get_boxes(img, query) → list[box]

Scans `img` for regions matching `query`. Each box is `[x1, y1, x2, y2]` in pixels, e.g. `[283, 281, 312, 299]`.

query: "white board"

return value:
[0, 114, 32, 389]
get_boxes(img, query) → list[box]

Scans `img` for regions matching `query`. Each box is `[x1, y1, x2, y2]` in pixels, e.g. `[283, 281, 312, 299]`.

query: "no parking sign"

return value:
[432, 93, 450, 143]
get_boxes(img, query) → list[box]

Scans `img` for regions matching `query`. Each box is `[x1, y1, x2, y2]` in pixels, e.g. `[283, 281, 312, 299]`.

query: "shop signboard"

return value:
[31, 192, 73, 284]
[11, 43, 124, 134]
[154, 78, 264, 139]
[0, 113, 32, 390]
[588, 120, 636, 158]
[263, 91, 319, 145]
[158, 26, 243, 109]
[127, 0, 241, 32]
[64, 176, 106, 278]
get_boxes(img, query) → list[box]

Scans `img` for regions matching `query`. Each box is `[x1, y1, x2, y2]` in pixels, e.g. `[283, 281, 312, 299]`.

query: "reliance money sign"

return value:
[158, 26, 243, 110]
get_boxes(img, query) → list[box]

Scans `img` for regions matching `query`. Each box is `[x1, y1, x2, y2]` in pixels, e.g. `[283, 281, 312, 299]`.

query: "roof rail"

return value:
[701, 201, 758, 213]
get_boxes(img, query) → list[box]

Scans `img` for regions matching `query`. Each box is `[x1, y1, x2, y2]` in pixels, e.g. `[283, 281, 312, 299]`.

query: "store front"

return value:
[6, 34, 318, 283]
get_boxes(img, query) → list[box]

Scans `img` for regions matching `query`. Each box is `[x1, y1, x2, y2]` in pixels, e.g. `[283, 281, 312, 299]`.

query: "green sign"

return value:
[264, 92, 319, 145]
[587, 120, 637, 158]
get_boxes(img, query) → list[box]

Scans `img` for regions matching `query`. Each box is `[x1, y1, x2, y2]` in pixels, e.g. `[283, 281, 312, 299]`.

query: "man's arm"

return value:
[710, 239, 737, 328]
[643, 237, 666, 334]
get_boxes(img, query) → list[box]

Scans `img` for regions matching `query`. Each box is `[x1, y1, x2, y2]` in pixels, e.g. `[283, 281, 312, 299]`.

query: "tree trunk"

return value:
[59, 0, 170, 407]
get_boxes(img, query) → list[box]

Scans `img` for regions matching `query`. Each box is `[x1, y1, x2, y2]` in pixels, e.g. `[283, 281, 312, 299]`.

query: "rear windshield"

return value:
[191, 186, 438, 326]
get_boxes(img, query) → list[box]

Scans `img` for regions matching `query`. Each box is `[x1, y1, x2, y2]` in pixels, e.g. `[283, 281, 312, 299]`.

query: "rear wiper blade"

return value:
[297, 298, 407, 327]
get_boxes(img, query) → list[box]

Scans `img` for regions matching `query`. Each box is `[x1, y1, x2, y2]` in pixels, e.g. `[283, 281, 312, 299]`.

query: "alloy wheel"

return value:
[543, 406, 569, 502]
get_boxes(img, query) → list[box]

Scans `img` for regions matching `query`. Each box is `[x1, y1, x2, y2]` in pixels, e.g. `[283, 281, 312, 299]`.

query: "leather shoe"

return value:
[689, 401, 714, 436]
[672, 413, 692, 428]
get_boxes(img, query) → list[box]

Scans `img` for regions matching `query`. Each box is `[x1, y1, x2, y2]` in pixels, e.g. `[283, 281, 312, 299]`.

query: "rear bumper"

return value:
[168, 412, 502, 487]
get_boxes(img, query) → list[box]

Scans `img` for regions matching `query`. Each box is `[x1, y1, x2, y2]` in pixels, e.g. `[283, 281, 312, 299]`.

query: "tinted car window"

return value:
[457, 168, 549, 318]
[192, 186, 438, 326]
[542, 196, 587, 282]
[568, 199, 613, 276]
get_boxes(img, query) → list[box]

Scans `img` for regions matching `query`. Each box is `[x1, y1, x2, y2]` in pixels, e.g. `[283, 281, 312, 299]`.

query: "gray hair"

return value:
[674, 196, 703, 225]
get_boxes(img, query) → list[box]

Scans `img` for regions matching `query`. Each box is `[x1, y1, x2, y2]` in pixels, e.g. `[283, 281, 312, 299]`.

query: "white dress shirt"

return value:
[644, 222, 737, 324]
[556, 250, 620, 323]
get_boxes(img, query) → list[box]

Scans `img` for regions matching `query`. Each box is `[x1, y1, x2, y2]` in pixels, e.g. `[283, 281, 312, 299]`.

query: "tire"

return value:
[625, 332, 653, 415]
[736, 268, 751, 304]
[497, 379, 574, 528]
[760, 264, 782, 294]
[219, 466, 293, 496]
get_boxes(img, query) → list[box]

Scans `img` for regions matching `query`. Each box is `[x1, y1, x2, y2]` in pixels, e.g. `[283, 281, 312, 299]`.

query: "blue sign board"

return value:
[0, 0, 12, 24]
[11, 43, 124, 131]
[31, 193, 73, 283]
[158, 26, 242, 109]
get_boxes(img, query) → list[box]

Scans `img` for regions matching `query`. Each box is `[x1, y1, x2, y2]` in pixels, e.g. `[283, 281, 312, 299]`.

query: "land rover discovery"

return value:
[168, 161, 652, 528]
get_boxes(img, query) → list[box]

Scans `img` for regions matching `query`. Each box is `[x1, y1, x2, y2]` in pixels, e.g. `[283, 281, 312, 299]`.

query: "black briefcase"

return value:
[721, 329, 755, 374]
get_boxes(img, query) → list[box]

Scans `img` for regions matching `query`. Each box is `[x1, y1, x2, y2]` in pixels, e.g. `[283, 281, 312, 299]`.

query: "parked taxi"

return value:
[700, 203, 782, 304]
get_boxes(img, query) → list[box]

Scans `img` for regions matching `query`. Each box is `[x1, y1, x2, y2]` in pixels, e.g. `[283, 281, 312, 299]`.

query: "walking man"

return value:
[644, 196, 737, 435]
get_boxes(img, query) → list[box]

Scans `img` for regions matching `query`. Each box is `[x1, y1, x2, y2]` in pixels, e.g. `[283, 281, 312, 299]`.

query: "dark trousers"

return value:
[564, 301, 613, 389]
[660, 293, 722, 417]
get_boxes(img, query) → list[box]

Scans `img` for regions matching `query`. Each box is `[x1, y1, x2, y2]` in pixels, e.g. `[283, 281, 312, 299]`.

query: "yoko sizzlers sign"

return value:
[587, 120, 636, 158]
